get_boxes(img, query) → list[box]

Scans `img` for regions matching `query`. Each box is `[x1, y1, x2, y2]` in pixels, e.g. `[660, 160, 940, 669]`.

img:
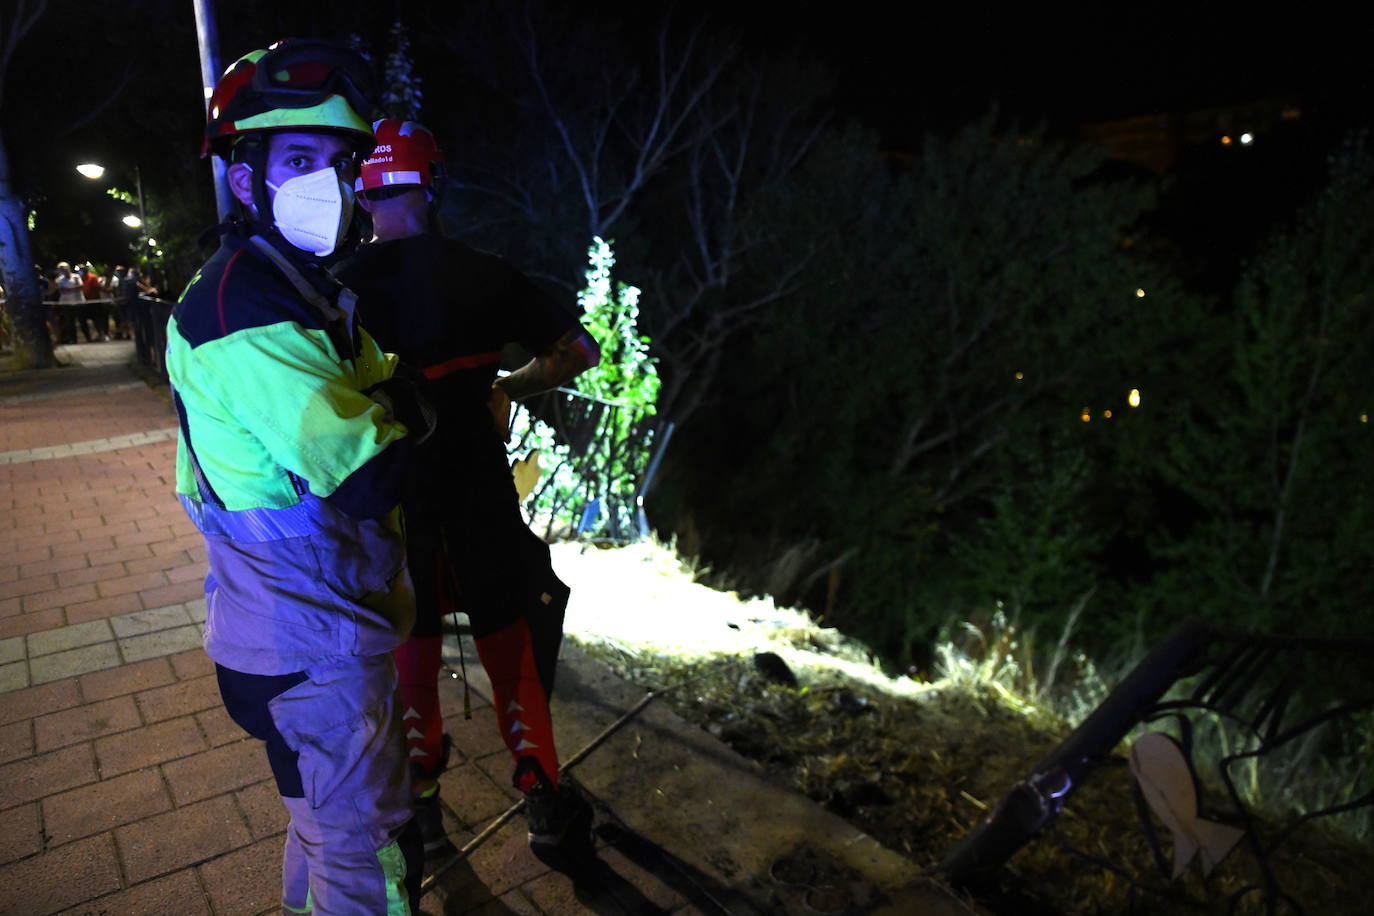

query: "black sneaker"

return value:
[414, 792, 456, 860]
[516, 758, 593, 851]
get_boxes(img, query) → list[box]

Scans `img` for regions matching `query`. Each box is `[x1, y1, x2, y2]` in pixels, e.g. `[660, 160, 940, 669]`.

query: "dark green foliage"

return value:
[1138, 132, 1374, 639]
[670, 117, 1167, 665]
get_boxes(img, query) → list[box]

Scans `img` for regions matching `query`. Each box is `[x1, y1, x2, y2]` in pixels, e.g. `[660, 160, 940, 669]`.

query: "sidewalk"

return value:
[0, 342, 979, 915]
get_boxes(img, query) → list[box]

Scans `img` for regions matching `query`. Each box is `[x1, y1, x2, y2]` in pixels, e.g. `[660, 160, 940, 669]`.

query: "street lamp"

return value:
[76, 161, 146, 230]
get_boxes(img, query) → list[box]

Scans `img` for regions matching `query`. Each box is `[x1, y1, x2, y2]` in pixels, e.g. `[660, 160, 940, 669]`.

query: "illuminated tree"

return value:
[510, 237, 660, 540]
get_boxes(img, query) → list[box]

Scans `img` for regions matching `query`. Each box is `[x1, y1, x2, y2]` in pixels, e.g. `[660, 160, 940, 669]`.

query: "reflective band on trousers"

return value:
[179, 492, 324, 542]
[376, 840, 413, 916]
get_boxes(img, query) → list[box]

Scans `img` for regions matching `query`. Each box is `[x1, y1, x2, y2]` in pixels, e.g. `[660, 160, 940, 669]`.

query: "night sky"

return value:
[593, 4, 1372, 145]
[9, 2, 1372, 269]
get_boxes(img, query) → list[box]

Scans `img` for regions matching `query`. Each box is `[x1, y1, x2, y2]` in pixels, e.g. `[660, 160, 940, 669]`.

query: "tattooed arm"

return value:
[487, 330, 601, 440]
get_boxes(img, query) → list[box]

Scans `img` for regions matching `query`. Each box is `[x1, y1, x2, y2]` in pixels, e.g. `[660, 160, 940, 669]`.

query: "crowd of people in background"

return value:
[0, 260, 158, 352]
[34, 259, 156, 346]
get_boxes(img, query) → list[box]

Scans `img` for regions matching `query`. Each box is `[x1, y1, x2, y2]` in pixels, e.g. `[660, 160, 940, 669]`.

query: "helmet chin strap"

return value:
[425, 176, 447, 234]
[234, 138, 274, 229]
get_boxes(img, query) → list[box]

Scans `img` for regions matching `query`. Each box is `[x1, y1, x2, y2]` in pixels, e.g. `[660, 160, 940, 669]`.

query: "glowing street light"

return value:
[1128, 388, 1141, 408]
[75, 161, 146, 230]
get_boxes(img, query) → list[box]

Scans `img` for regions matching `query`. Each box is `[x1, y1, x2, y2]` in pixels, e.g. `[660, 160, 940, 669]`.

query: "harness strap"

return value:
[172, 388, 226, 509]
[247, 234, 358, 362]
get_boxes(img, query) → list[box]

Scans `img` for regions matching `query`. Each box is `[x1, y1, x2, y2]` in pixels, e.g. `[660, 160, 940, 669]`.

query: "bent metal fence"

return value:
[131, 295, 173, 379]
[510, 385, 670, 544]
[939, 616, 1374, 914]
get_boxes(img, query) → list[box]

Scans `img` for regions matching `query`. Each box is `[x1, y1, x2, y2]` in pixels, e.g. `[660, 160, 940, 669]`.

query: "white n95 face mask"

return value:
[265, 166, 355, 258]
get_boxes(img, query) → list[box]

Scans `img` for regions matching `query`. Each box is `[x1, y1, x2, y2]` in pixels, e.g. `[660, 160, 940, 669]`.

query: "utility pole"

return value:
[134, 162, 146, 227]
[192, 0, 232, 222]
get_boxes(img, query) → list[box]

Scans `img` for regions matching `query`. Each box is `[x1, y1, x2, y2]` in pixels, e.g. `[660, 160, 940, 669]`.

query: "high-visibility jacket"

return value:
[167, 231, 415, 675]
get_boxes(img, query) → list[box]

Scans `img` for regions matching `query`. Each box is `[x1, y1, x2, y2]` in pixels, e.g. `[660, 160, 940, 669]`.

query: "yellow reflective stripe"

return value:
[233, 96, 371, 136]
[376, 839, 411, 916]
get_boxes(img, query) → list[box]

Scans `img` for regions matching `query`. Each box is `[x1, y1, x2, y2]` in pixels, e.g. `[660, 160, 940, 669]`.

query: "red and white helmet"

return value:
[356, 119, 441, 193]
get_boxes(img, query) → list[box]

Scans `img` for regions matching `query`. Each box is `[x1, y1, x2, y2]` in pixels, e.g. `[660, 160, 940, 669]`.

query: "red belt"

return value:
[422, 351, 500, 380]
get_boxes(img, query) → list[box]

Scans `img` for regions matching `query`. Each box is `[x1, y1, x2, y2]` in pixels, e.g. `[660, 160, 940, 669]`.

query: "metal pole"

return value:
[635, 421, 675, 539]
[191, 0, 233, 222]
[134, 163, 146, 226]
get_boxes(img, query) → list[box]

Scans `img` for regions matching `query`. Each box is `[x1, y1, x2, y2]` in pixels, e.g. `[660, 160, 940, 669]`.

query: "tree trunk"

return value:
[0, 132, 55, 368]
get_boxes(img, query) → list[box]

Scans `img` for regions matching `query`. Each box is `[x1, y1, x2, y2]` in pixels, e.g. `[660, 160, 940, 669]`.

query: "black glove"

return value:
[365, 364, 437, 445]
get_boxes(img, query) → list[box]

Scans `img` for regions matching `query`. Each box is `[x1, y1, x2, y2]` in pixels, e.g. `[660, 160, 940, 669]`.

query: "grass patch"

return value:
[554, 541, 1374, 914]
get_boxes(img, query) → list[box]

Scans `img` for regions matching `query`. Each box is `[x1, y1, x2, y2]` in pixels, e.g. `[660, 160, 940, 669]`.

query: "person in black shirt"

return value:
[336, 118, 600, 859]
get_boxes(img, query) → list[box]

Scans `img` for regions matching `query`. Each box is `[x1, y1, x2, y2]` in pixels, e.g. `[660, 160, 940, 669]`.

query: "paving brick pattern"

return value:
[0, 344, 718, 915]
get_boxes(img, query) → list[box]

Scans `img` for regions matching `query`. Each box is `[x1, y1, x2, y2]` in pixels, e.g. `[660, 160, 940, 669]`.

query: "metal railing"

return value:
[41, 295, 175, 379]
[939, 617, 1374, 914]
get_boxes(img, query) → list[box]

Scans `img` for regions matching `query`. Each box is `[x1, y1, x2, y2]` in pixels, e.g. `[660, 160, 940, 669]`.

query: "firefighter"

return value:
[166, 40, 430, 914]
[337, 118, 599, 858]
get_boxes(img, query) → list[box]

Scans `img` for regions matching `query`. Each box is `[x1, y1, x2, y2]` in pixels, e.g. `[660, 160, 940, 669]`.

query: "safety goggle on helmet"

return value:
[203, 38, 378, 160]
[356, 119, 442, 197]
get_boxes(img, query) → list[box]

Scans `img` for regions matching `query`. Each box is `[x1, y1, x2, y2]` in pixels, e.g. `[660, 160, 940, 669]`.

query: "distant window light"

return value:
[1221, 135, 1233, 146]
[1363, 413, 1369, 424]
[1014, 371, 1024, 381]
[1103, 409, 1113, 419]
[1080, 408, 1092, 423]
[1240, 132, 1254, 146]
[1136, 288, 1146, 298]
[1128, 388, 1141, 408]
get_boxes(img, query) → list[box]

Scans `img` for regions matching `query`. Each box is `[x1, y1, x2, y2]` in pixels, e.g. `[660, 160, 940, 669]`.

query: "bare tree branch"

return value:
[53, 58, 135, 138]
[0, 0, 47, 109]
